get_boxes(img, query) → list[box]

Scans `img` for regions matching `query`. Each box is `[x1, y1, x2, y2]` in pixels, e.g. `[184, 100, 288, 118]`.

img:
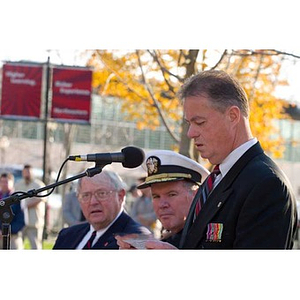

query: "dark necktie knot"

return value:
[212, 164, 220, 175]
[83, 230, 97, 249]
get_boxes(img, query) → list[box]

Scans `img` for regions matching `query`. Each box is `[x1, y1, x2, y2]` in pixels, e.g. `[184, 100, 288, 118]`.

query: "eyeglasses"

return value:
[78, 189, 116, 203]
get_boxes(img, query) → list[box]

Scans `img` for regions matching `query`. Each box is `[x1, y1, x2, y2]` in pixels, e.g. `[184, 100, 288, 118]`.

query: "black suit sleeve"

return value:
[234, 176, 296, 249]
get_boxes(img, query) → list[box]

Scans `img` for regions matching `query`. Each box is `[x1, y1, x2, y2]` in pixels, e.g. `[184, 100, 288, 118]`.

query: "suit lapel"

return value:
[72, 224, 90, 249]
[183, 188, 233, 248]
[92, 212, 128, 248]
[182, 142, 264, 248]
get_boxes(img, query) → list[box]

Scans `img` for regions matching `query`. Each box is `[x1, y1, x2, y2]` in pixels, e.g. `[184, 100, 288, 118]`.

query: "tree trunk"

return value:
[179, 50, 199, 157]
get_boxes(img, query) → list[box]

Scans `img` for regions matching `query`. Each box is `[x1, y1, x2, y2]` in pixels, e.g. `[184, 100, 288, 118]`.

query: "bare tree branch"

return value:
[211, 49, 228, 70]
[147, 50, 178, 95]
[231, 49, 300, 60]
[271, 50, 300, 59]
[136, 50, 180, 143]
[147, 50, 184, 83]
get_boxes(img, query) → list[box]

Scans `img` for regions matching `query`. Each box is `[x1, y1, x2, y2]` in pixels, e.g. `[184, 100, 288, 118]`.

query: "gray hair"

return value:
[182, 180, 200, 192]
[77, 169, 127, 193]
[177, 69, 250, 118]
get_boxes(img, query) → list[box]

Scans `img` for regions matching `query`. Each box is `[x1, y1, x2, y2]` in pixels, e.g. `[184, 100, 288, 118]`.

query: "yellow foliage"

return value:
[218, 52, 287, 158]
[87, 49, 290, 158]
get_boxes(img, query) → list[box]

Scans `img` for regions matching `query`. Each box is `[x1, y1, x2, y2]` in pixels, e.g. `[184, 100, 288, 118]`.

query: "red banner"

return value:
[51, 67, 92, 123]
[0, 63, 43, 118]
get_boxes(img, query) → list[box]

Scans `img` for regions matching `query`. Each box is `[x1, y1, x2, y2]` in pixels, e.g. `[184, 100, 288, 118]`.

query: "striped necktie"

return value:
[83, 230, 97, 249]
[194, 165, 220, 221]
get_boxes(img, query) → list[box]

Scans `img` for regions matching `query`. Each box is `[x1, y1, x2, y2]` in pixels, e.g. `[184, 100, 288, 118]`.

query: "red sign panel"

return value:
[51, 67, 92, 123]
[1, 63, 43, 118]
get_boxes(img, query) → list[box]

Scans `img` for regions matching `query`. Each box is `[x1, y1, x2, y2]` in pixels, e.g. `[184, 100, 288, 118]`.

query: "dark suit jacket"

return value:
[162, 230, 183, 248]
[53, 211, 150, 249]
[180, 142, 298, 249]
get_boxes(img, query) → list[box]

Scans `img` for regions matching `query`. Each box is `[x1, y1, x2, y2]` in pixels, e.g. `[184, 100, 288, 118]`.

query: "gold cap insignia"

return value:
[146, 156, 160, 175]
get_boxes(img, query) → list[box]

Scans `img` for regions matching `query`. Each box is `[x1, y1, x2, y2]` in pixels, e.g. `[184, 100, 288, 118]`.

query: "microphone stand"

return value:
[0, 164, 104, 250]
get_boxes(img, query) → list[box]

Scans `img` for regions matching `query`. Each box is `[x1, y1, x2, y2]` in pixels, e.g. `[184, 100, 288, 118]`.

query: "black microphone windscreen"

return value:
[121, 146, 145, 168]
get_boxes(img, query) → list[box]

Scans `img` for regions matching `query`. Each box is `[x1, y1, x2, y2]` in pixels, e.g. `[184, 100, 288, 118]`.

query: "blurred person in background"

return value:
[130, 177, 161, 238]
[124, 183, 142, 214]
[0, 172, 25, 249]
[62, 182, 85, 227]
[14, 164, 46, 249]
[53, 169, 150, 249]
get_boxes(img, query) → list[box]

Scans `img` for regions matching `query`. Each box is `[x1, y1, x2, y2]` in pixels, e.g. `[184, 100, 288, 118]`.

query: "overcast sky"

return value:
[0, 50, 89, 67]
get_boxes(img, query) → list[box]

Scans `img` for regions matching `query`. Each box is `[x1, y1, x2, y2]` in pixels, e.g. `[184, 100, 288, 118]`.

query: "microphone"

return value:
[68, 146, 145, 168]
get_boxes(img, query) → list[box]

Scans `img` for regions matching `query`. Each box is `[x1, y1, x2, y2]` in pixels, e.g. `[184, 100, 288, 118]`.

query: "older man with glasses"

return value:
[53, 169, 150, 249]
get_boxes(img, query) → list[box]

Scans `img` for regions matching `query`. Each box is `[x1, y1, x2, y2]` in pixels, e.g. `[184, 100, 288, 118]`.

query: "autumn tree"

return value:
[219, 50, 288, 158]
[87, 49, 290, 163]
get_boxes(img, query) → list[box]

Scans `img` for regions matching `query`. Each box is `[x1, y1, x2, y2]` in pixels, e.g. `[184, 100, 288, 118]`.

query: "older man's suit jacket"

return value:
[180, 142, 298, 249]
[53, 211, 150, 249]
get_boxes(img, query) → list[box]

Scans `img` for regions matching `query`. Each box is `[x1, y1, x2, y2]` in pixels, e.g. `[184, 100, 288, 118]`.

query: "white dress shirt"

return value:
[76, 208, 123, 249]
[214, 138, 258, 188]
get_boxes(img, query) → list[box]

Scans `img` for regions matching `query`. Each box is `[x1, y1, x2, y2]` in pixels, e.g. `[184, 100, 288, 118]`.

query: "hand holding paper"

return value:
[115, 233, 177, 249]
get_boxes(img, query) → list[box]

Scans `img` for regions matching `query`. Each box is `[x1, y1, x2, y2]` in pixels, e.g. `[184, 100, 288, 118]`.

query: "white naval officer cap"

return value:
[138, 150, 210, 189]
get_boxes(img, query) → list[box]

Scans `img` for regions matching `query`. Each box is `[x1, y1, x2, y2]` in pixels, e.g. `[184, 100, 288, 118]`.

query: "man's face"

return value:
[0, 177, 12, 193]
[151, 180, 197, 233]
[22, 168, 32, 182]
[184, 95, 238, 165]
[78, 174, 124, 231]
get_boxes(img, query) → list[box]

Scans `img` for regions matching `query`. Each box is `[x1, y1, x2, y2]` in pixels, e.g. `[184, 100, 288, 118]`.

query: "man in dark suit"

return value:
[53, 169, 150, 249]
[133, 70, 298, 250]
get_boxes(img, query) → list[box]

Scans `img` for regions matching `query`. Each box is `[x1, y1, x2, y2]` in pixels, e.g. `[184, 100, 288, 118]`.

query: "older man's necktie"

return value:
[83, 230, 97, 249]
[194, 165, 220, 221]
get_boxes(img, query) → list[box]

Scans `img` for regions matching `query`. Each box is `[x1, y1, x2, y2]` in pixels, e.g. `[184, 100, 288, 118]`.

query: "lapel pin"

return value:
[217, 202, 222, 208]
